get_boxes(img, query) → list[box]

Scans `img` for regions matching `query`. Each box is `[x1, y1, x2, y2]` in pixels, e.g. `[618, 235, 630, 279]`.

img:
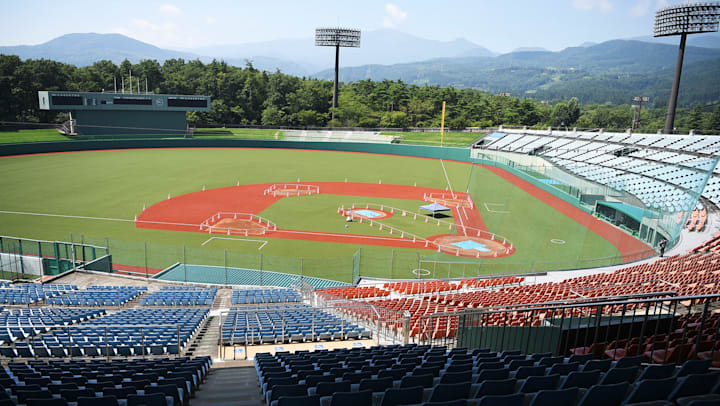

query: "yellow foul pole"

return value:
[440, 101, 446, 147]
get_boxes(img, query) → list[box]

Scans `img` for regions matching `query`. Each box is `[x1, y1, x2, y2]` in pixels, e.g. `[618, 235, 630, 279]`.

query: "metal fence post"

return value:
[144, 241, 148, 278]
[390, 250, 395, 279]
[224, 249, 228, 286]
[403, 311, 411, 344]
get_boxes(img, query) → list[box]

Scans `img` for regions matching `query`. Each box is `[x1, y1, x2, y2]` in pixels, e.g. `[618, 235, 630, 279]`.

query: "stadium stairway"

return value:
[187, 315, 219, 358]
[213, 289, 233, 310]
[192, 366, 263, 406]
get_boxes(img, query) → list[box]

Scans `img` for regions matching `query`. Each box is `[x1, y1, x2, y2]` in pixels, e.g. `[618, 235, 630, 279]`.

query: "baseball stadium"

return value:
[1, 4, 720, 406]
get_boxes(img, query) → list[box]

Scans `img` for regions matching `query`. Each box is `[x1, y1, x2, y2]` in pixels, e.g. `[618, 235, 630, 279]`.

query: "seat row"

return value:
[139, 287, 217, 306]
[257, 346, 718, 406]
[46, 286, 147, 306]
[222, 305, 370, 345]
[232, 289, 302, 304]
[0, 308, 208, 358]
[0, 356, 210, 406]
[0, 308, 106, 345]
[0, 285, 77, 305]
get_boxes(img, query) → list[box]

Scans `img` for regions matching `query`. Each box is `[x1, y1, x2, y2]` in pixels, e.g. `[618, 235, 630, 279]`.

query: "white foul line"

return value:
[440, 160, 466, 235]
[202, 236, 268, 250]
[0, 209, 417, 244]
[0, 210, 135, 223]
[439, 160, 456, 199]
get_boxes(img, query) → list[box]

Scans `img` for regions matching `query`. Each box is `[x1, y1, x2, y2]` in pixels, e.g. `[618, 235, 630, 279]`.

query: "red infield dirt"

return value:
[136, 182, 489, 251]
[137, 168, 651, 260]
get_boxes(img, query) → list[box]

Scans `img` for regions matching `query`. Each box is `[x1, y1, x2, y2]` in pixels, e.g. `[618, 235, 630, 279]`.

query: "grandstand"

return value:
[1, 129, 720, 405]
[475, 128, 719, 214]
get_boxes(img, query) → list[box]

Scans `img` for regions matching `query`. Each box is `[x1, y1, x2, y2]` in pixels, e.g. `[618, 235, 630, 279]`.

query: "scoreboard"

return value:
[38, 91, 211, 112]
[38, 91, 211, 136]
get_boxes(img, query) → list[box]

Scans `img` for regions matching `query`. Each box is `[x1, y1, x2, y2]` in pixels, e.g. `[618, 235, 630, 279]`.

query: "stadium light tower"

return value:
[315, 27, 361, 120]
[654, 2, 720, 134]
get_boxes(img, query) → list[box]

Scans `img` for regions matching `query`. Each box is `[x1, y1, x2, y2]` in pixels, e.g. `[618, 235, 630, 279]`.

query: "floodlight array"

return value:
[654, 2, 720, 37]
[315, 28, 361, 47]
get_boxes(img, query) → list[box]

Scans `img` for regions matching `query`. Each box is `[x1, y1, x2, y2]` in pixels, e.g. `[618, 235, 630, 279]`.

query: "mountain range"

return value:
[2, 30, 719, 106]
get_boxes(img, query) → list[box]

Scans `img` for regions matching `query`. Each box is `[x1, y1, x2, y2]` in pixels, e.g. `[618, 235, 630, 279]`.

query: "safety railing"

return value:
[415, 293, 720, 365]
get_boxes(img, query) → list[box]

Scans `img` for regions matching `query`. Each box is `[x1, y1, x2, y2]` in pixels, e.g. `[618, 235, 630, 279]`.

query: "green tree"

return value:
[687, 105, 704, 131]
[707, 105, 720, 133]
[380, 111, 409, 128]
[0, 55, 21, 120]
[261, 105, 285, 126]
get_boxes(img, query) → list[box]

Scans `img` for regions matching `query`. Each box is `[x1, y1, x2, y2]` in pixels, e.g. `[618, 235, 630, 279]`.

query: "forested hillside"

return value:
[1, 54, 718, 133]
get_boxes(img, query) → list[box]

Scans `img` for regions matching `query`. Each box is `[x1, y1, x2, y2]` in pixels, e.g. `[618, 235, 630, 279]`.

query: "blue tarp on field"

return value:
[420, 202, 451, 213]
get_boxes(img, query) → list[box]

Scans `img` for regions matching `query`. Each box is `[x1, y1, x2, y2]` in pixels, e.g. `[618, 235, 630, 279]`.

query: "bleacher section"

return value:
[0, 308, 208, 358]
[46, 286, 147, 306]
[222, 304, 371, 345]
[140, 286, 217, 306]
[479, 129, 720, 212]
[257, 344, 720, 406]
[0, 284, 77, 305]
[0, 356, 210, 406]
[322, 244, 719, 339]
[232, 289, 302, 304]
[0, 308, 106, 347]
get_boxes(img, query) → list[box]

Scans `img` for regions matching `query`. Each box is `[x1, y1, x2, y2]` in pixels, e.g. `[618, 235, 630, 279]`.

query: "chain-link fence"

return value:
[0, 235, 108, 281]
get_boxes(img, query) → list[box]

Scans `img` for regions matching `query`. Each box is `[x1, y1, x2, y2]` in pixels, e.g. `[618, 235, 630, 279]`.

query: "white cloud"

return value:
[383, 3, 408, 28]
[205, 16, 217, 25]
[159, 4, 181, 16]
[630, 0, 669, 17]
[571, 0, 614, 13]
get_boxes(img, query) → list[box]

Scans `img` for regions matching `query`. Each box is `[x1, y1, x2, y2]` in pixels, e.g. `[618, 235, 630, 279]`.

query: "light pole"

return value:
[632, 96, 649, 130]
[654, 3, 720, 134]
[315, 28, 361, 121]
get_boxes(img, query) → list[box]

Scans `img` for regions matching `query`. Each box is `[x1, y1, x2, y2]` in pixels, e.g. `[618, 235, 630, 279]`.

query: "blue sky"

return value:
[0, 0, 689, 53]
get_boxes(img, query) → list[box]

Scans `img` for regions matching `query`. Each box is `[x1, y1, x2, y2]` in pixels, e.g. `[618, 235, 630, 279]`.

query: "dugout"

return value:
[595, 201, 662, 239]
[38, 91, 211, 136]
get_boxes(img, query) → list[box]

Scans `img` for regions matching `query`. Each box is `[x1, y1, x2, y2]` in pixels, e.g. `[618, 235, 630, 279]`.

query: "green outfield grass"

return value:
[0, 148, 621, 281]
[0, 129, 74, 144]
[382, 131, 484, 147]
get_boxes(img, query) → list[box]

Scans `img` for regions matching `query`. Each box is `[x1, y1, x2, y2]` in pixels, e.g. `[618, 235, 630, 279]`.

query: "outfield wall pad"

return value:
[0, 139, 472, 161]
